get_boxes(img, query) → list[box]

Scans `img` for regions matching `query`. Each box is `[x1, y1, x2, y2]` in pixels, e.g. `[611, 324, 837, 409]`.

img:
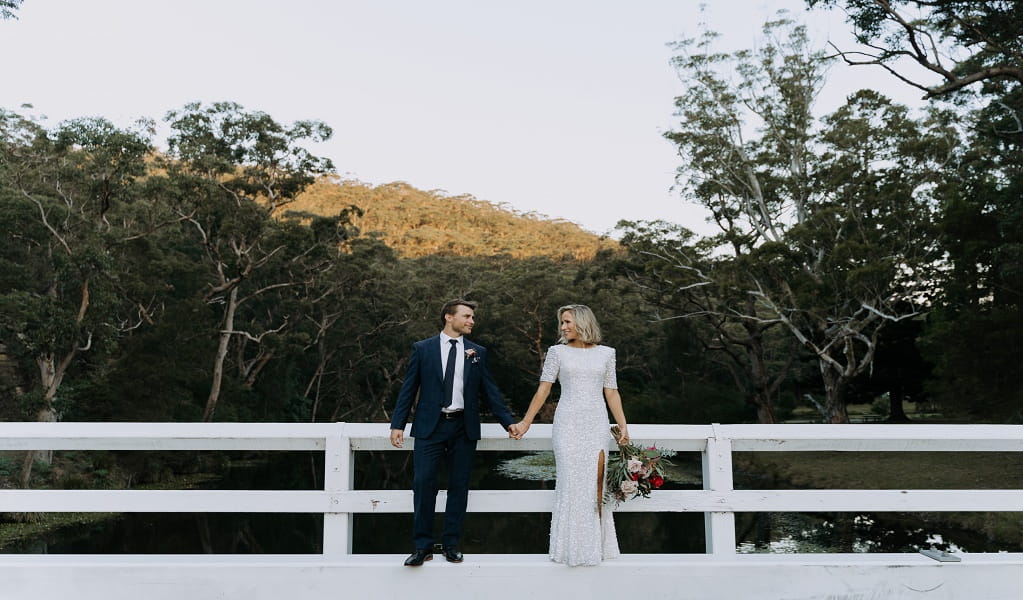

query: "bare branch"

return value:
[221, 317, 290, 343]
[21, 189, 72, 255]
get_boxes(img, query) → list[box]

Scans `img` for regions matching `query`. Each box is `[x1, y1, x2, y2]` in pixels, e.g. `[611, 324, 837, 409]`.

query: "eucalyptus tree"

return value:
[808, 0, 1023, 420]
[615, 220, 797, 424]
[807, 0, 1023, 98]
[651, 18, 826, 422]
[285, 235, 413, 425]
[664, 17, 945, 422]
[0, 110, 154, 481]
[159, 102, 335, 421]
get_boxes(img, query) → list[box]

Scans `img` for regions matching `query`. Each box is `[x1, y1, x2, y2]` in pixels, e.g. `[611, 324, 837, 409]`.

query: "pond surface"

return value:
[1, 452, 1016, 555]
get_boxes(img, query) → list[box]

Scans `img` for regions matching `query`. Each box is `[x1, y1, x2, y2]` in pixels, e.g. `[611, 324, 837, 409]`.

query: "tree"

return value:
[659, 17, 831, 421]
[920, 92, 1023, 420]
[1, 0, 22, 20]
[664, 17, 944, 422]
[0, 110, 154, 482]
[810, 1, 1023, 421]
[615, 220, 797, 424]
[158, 102, 335, 421]
[808, 0, 1023, 98]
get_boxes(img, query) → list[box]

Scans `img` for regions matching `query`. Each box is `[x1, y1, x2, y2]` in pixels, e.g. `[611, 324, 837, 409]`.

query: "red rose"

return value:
[630, 473, 640, 481]
[650, 475, 664, 488]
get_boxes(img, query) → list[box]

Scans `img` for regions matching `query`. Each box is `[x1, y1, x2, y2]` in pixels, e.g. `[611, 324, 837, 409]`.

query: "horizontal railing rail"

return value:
[1, 422, 1022, 556]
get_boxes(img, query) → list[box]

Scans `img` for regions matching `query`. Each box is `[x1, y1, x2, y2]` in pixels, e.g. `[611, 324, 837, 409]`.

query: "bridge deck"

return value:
[3, 553, 1022, 600]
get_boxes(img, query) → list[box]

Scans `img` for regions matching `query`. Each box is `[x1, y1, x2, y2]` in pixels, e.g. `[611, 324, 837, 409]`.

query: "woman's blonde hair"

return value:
[557, 304, 602, 345]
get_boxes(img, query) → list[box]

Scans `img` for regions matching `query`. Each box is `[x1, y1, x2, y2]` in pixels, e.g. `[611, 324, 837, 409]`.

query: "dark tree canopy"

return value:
[808, 0, 1023, 98]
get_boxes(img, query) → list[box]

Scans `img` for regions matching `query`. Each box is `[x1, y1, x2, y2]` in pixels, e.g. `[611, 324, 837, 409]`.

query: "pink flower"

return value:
[627, 458, 644, 473]
[620, 480, 638, 495]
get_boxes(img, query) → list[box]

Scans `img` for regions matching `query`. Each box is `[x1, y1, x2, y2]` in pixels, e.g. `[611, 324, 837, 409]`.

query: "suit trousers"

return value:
[411, 416, 477, 550]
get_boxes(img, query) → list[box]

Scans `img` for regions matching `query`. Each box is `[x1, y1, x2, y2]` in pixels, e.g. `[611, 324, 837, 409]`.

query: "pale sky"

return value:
[2, 0, 926, 236]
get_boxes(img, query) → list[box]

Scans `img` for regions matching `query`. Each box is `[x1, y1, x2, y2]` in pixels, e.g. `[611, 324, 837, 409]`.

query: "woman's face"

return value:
[560, 311, 578, 342]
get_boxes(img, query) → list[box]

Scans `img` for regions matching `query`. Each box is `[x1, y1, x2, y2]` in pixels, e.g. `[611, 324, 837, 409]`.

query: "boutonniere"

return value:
[464, 348, 479, 364]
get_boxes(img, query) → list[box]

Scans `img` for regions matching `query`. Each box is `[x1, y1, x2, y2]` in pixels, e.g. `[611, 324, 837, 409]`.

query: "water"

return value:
[1, 452, 1017, 554]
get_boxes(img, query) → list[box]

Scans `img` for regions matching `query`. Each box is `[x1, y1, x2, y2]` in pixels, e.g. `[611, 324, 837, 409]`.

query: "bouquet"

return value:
[604, 425, 674, 506]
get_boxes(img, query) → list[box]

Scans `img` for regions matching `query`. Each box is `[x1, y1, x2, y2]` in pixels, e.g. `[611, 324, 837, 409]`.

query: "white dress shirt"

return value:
[439, 332, 465, 412]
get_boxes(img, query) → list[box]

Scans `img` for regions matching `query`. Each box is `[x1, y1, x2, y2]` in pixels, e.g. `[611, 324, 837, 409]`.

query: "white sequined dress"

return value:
[541, 344, 620, 566]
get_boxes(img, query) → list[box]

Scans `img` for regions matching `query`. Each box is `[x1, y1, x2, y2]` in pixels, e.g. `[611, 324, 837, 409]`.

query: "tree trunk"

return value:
[752, 390, 777, 424]
[888, 390, 911, 423]
[741, 304, 781, 424]
[202, 287, 238, 421]
[820, 365, 850, 424]
[747, 327, 777, 424]
[21, 351, 72, 486]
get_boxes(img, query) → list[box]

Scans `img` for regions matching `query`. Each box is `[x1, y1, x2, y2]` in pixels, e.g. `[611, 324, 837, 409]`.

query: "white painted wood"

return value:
[0, 490, 330, 513]
[0, 422, 334, 450]
[338, 489, 554, 513]
[726, 424, 1023, 451]
[7, 487, 1016, 516]
[4, 422, 1023, 549]
[349, 423, 711, 451]
[3, 421, 1023, 597]
[703, 425, 736, 556]
[0, 437, 325, 450]
[322, 424, 352, 554]
[679, 489, 1023, 512]
[1, 554, 1022, 600]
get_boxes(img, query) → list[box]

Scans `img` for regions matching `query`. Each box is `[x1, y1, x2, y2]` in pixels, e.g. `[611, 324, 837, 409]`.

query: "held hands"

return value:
[508, 422, 527, 440]
[390, 428, 404, 448]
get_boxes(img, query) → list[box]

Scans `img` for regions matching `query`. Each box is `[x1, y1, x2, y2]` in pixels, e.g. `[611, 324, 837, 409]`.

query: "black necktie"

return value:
[442, 339, 458, 408]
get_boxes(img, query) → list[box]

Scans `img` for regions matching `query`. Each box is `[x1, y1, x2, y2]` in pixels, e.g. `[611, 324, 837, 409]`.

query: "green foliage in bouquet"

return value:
[604, 425, 675, 505]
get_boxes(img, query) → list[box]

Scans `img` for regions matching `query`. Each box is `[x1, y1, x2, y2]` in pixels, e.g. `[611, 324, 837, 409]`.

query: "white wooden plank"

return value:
[732, 438, 1023, 452]
[322, 428, 352, 554]
[349, 423, 708, 452]
[6, 488, 1015, 516]
[2, 553, 1023, 600]
[0, 422, 337, 438]
[0, 490, 330, 513]
[334, 489, 693, 513]
[0, 438, 326, 451]
[336, 489, 554, 513]
[724, 424, 1023, 452]
[9, 422, 1023, 453]
[673, 489, 1023, 512]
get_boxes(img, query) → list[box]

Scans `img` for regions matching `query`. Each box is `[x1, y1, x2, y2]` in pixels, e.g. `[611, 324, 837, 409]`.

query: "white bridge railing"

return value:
[2, 422, 1023, 600]
[1, 422, 1022, 555]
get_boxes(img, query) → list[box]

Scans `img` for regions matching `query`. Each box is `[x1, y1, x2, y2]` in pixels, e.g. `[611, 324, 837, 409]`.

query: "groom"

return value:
[390, 299, 520, 566]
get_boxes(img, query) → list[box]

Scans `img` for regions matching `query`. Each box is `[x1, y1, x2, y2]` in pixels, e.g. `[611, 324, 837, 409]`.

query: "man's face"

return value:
[446, 305, 475, 336]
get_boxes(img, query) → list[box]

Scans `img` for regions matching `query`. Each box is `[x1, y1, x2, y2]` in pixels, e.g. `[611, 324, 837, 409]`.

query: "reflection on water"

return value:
[735, 511, 1014, 554]
[494, 452, 556, 481]
[1, 452, 1018, 555]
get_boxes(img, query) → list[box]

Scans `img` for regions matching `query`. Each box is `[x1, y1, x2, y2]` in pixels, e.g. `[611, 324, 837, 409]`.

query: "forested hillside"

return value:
[291, 178, 616, 259]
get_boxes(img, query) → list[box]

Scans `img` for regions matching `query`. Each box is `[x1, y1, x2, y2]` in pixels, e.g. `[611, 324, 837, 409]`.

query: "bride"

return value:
[512, 304, 630, 566]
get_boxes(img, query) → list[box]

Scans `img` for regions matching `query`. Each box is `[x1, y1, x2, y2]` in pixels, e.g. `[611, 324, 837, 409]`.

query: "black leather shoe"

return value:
[442, 546, 463, 563]
[404, 548, 433, 566]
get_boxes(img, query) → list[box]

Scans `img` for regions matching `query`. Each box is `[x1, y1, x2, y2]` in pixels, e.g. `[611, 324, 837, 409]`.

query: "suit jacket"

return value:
[390, 335, 515, 440]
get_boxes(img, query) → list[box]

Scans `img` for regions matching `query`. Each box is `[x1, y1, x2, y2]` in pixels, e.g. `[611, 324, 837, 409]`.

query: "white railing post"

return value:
[322, 422, 353, 555]
[702, 423, 736, 555]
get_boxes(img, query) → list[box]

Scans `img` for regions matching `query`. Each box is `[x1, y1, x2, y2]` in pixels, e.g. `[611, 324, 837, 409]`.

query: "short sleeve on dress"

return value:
[539, 345, 560, 383]
[603, 347, 618, 389]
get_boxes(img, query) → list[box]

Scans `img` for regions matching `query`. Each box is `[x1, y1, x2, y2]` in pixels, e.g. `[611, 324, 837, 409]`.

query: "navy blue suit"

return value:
[390, 335, 515, 550]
